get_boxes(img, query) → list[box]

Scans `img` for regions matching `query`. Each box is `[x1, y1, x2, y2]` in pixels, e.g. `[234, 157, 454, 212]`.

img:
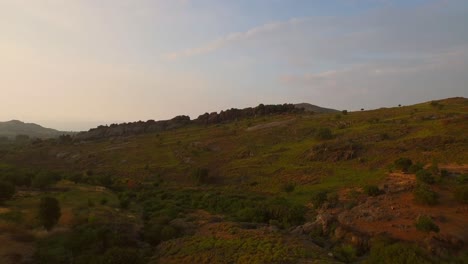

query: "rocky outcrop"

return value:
[74, 116, 191, 141]
[74, 104, 303, 141]
[194, 104, 302, 125]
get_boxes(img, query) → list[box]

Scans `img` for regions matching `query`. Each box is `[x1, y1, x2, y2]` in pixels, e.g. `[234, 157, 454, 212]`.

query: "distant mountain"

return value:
[0, 120, 68, 139]
[294, 103, 339, 113]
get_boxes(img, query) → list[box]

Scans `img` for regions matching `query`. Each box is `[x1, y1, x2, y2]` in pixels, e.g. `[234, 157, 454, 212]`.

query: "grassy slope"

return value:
[0, 97, 467, 263]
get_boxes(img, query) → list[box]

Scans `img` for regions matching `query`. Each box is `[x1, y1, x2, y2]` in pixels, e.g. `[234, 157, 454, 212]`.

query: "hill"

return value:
[0, 97, 466, 263]
[0, 120, 69, 139]
[294, 103, 340, 113]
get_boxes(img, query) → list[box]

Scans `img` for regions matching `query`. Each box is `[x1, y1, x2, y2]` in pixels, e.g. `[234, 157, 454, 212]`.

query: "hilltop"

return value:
[0, 120, 68, 139]
[294, 103, 340, 113]
[0, 97, 466, 263]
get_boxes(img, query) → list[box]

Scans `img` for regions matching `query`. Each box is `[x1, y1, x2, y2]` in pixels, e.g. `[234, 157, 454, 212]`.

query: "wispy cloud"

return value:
[164, 17, 310, 59]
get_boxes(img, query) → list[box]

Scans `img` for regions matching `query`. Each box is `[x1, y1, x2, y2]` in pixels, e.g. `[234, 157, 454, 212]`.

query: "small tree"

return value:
[342, 110, 348, 115]
[394, 158, 412, 173]
[38, 197, 61, 231]
[0, 181, 15, 204]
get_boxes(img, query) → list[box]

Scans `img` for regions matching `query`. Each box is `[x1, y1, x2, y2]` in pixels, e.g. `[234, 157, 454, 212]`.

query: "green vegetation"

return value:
[365, 239, 430, 264]
[0, 181, 15, 203]
[38, 197, 61, 231]
[0, 98, 466, 263]
[394, 158, 412, 172]
[413, 184, 438, 206]
[316, 127, 333, 140]
[415, 215, 440, 233]
[364, 185, 382, 196]
[415, 170, 435, 184]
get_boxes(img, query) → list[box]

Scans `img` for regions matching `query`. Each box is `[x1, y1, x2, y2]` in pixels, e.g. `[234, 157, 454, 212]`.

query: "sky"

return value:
[0, 0, 467, 131]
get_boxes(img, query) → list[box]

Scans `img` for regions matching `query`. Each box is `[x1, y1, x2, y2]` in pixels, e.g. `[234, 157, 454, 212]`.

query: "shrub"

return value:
[333, 244, 358, 263]
[316, 128, 333, 140]
[413, 184, 438, 205]
[456, 174, 468, 184]
[454, 186, 468, 204]
[415, 215, 439, 233]
[416, 170, 435, 184]
[192, 168, 210, 184]
[408, 163, 424, 174]
[364, 185, 382, 197]
[32, 172, 60, 189]
[311, 190, 328, 209]
[38, 197, 61, 231]
[281, 182, 295, 193]
[394, 158, 412, 172]
[0, 181, 15, 203]
[366, 241, 430, 264]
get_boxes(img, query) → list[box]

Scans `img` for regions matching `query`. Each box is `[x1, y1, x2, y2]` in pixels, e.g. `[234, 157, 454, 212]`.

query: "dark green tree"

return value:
[38, 197, 61, 231]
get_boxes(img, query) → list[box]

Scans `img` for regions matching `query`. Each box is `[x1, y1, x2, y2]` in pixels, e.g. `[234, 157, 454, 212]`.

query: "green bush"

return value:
[415, 215, 439, 233]
[281, 182, 296, 193]
[38, 197, 61, 231]
[364, 185, 382, 196]
[365, 241, 430, 264]
[192, 168, 211, 184]
[333, 244, 358, 263]
[408, 163, 424, 174]
[316, 127, 333, 140]
[32, 172, 60, 189]
[311, 190, 328, 209]
[394, 158, 412, 172]
[416, 170, 435, 184]
[454, 186, 468, 204]
[413, 184, 438, 206]
[0, 181, 15, 203]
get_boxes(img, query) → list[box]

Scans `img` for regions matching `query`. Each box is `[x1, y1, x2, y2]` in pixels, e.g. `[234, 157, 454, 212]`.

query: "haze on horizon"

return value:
[1, 0, 467, 131]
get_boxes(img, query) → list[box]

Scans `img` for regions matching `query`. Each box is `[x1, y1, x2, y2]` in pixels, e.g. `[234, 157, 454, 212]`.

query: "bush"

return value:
[281, 182, 295, 193]
[192, 168, 211, 184]
[0, 181, 15, 203]
[413, 184, 438, 205]
[415, 215, 439, 233]
[32, 172, 60, 189]
[364, 185, 382, 196]
[311, 190, 328, 209]
[416, 170, 435, 184]
[316, 128, 333, 140]
[366, 241, 430, 264]
[454, 186, 468, 204]
[333, 244, 357, 263]
[408, 163, 424, 174]
[38, 197, 61, 231]
[394, 158, 412, 172]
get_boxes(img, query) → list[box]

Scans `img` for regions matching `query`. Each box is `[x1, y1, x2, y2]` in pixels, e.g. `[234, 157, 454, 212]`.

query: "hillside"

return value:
[294, 103, 340, 113]
[0, 120, 67, 139]
[0, 97, 467, 263]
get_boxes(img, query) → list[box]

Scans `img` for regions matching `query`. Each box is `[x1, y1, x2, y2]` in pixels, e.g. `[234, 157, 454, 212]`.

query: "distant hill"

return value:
[0, 120, 68, 139]
[294, 103, 339, 113]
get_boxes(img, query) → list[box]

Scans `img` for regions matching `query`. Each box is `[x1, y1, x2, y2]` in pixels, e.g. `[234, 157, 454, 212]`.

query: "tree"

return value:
[32, 172, 60, 189]
[38, 197, 61, 231]
[342, 110, 348, 115]
[0, 181, 15, 204]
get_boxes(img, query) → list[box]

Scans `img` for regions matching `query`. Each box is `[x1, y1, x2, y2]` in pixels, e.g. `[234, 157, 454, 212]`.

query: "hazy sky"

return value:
[1, 0, 467, 131]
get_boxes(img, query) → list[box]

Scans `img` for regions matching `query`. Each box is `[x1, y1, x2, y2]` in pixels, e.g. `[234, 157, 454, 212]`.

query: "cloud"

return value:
[164, 17, 311, 59]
